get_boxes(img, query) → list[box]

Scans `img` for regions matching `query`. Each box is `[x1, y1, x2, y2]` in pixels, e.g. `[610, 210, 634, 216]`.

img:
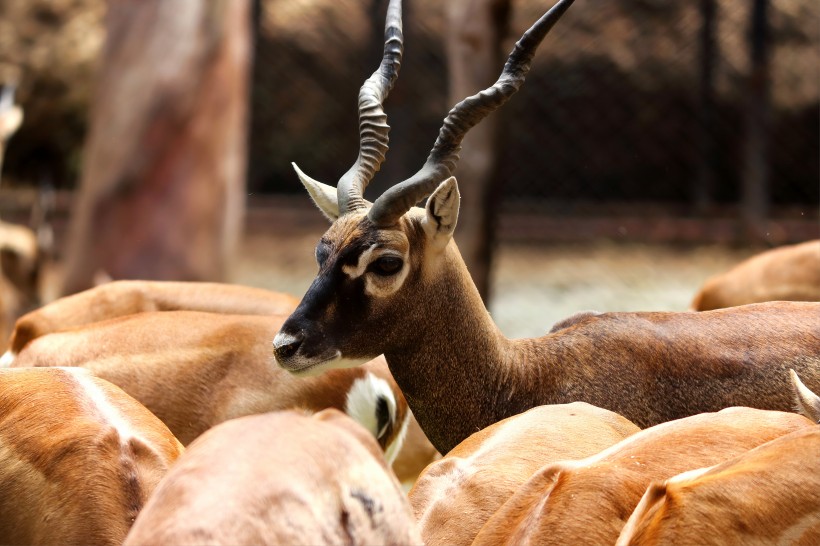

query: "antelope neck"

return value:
[383, 249, 555, 454]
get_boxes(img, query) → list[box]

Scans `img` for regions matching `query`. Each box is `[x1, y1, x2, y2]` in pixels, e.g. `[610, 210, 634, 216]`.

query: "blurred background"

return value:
[0, 0, 817, 338]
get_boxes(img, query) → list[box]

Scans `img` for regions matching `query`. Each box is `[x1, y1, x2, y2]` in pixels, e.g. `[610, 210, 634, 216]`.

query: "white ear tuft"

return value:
[345, 373, 408, 464]
[0, 350, 15, 368]
[0, 106, 23, 140]
[790, 369, 820, 423]
[423, 177, 460, 246]
[293, 162, 340, 222]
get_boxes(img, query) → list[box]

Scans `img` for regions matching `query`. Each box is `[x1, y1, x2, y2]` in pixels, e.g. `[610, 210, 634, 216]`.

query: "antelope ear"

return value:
[423, 177, 460, 247]
[292, 162, 340, 222]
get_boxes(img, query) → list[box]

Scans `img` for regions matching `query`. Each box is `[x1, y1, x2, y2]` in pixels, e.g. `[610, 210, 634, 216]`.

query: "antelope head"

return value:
[274, 0, 574, 376]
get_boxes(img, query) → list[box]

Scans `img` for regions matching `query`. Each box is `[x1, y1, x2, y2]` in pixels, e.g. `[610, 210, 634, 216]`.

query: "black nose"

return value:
[273, 331, 304, 361]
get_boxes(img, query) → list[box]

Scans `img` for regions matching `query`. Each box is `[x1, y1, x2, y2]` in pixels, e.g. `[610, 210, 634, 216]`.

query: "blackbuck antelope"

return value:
[616, 426, 820, 546]
[10, 311, 409, 464]
[271, 0, 820, 454]
[409, 403, 640, 546]
[123, 409, 422, 546]
[470, 407, 813, 546]
[691, 240, 820, 311]
[2, 279, 300, 365]
[0, 367, 183, 545]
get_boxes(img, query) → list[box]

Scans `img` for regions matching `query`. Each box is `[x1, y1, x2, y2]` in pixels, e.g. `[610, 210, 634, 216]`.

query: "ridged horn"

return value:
[368, 0, 574, 226]
[337, 0, 404, 214]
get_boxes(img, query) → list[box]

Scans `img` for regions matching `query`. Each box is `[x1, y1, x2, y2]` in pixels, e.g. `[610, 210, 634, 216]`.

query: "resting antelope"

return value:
[0, 84, 41, 349]
[271, 0, 820, 454]
[409, 402, 639, 546]
[616, 426, 820, 546]
[11, 310, 409, 464]
[1, 279, 300, 365]
[470, 407, 814, 546]
[123, 408, 421, 546]
[691, 239, 820, 311]
[0, 367, 183, 545]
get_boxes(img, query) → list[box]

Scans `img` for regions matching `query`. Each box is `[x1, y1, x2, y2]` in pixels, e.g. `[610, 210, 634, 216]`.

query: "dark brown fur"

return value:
[278, 212, 820, 454]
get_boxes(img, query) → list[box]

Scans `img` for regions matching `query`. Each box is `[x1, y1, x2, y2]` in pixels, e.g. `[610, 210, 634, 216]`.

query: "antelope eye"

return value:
[369, 256, 403, 277]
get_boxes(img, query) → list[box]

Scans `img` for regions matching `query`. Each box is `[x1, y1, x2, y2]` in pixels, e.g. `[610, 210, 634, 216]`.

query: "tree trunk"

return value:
[60, 0, 251, 295]
[446, 0, 510, 303]
[741, 0, 771, 242]
[694, 0, 717, 215]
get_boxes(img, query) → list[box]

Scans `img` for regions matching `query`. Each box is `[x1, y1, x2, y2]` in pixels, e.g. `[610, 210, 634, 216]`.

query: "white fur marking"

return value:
[272, 331, 299, 352]
[69, 369, 141, 445]
[342, 245, 378, 279]
[342, 244, 410, 298]
[0, 350, 15, 368]
[345, 373, 407, 463]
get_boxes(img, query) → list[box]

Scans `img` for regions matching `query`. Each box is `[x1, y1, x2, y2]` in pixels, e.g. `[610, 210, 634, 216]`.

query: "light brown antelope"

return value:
[791, 368, 820, 423]
[691, 240, 820, 311]
[0, 367, 183, 545]
[616, 426, 820, 546]
[1, 279, 300, 365]
[0, 84, 40, 350]
[123, 408, 422, 546]
[10, 310, 411, 464]
[409, 402, 640, 546]
[469, 407, 814, 546]
[271, 0, 820, 455]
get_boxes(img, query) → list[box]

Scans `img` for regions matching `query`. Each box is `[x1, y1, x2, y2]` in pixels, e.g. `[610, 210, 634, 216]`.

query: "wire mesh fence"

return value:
[251, 0, 819, 219]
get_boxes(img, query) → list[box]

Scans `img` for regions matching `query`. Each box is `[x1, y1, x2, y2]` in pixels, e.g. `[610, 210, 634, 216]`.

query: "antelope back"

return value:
[616, 426, 820, 546]
[11, 311, 409, 458]
[0, 367, 182, 545]
[470, 407, 814, 546]
[123, 409, 421, 546]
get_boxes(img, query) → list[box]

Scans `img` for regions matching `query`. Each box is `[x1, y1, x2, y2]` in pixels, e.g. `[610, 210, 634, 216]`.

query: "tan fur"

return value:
[616, 426, 820, 546]
[0, 367, 183, 545]
[391, 412, 441, 485]
[409, 403, 640, 546]
[470, 407, 814, 546]
[0, 220, 39, 350]
[691, 240, 820, 311]
[11, 310, 409, 457]
[6, 279, 301, 354]
[123, 409, 422, 546]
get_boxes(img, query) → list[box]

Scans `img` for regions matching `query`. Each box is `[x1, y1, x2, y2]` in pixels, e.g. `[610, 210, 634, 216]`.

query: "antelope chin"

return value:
[276, 350, 369, 377]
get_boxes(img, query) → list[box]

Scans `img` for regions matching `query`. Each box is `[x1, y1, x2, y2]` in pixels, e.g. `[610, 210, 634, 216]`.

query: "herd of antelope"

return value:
[1, 0, 819, 544]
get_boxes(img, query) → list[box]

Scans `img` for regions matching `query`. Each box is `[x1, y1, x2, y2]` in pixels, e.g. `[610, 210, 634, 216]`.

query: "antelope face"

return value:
[274, 216, 411, 375]
[273, 180, 458, 377]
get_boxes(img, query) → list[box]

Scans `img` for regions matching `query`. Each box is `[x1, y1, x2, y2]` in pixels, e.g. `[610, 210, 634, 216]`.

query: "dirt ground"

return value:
[235, 226, 756, 339]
